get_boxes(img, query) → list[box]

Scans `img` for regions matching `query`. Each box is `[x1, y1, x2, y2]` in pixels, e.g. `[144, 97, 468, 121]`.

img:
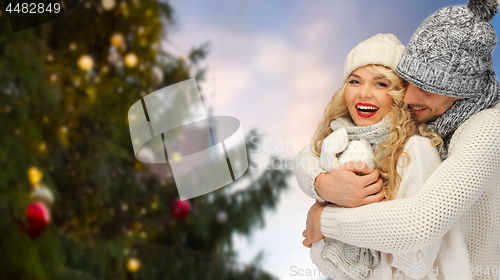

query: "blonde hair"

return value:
[312, 65, 442, 200]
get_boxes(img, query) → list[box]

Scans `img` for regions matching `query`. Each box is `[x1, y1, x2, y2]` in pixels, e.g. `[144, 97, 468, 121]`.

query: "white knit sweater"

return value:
[294, 104, 500, 280]
[309, 135, 469, 279]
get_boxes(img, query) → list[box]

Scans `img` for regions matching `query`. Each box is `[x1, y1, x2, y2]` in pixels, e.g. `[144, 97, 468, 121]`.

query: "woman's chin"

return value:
[353, 118, 380, 127]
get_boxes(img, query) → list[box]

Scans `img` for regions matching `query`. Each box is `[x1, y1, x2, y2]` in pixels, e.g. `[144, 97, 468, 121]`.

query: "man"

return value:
[296, 1, 500, 279]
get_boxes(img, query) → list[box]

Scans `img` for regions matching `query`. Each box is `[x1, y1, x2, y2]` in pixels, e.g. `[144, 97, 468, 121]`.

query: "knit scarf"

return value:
[330, 115, 394, 151]
[427, 72, 500, 160]
[323, 116, 393, 279]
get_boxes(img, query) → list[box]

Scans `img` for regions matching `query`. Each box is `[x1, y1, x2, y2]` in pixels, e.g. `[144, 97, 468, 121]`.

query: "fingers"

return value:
[302, 239, 312, 248]
[361, 188, 386, 205]
[343, 161, 373, 175]
[302, 230, 313, 248]
[357, 177, 384, 205]
[358, 169, 380, 188]
[362, 177, 383, 195]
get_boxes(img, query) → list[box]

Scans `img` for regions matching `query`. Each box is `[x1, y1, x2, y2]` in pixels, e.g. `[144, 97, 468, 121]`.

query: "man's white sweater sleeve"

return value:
[388, 136, 442, 277]
[320, 109, 500, 253]
[293, 144, 327, 202]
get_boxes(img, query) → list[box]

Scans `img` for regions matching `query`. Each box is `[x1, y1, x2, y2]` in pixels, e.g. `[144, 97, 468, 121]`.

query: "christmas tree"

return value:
[0, 1, 290, 279]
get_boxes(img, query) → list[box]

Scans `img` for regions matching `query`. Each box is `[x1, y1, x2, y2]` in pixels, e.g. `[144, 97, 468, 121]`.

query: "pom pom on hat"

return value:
[467, 0, 498, 22]
[342, 33, 404, 84]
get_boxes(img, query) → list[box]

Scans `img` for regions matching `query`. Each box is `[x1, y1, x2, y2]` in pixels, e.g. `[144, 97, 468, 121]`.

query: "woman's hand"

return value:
[302, 200, 329, 248]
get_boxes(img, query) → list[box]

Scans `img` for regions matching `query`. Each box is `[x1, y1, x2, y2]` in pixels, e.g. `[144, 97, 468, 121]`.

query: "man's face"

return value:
[403, 83, 460, 124]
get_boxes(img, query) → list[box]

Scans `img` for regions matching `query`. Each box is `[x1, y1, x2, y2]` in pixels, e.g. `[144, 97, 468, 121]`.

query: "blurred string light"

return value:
[101, 0, 116, 11]
[111, 33, 125, 47]
[77, 55, 94, 71]
[120, 2, 129, 16]
[39, 142, 47, 152]
[28, 167, 43, 186]
[127, 257, 140, 272]
[124, 53, 138, 68]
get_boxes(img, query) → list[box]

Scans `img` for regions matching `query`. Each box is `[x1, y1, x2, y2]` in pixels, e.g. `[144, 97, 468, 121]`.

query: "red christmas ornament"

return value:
[24, 201, 50, 238]
[170, 198, 191, 220]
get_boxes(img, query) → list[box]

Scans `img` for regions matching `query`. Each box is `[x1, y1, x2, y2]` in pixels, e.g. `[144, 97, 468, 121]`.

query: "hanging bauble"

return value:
[77, 55, 94, 71]
[31, 184, 54, 206]
[124, 53, 138, 68]
[28, 167, 43, 186]
[101, 0, 115, 11]
[24, 201, 50, 238]
[151, 66, 164, 86]
[170, 198, 191, 220]
[110, 33, 125, 47]
[127, 257, 140, 272]
[216, 211, 228, 224]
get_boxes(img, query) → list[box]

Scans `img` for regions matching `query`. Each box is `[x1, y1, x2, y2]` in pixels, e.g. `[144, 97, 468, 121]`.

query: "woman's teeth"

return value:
[356, 105, 379, 113]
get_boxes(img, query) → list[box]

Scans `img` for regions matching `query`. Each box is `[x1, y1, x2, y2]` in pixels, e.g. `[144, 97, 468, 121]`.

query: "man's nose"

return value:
[404, 85, 419, 105]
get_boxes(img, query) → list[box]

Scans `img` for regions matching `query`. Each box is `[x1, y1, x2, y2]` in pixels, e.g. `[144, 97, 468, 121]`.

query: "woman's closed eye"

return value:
[376, 82, 388, 87]
[348, 79, 360, 85]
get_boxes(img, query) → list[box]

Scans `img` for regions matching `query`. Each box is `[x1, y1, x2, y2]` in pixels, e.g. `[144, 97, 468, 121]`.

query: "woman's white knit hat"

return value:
[342, 33, 405, 83]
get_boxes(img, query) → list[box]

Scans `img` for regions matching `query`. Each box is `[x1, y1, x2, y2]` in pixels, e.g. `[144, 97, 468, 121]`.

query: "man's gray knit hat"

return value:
[397, 0, 500, 160]
[397, 0, 499, 98]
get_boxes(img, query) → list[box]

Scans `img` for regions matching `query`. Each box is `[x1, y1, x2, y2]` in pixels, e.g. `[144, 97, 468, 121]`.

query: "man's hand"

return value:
[315, 161, 384, 207]
[302, 200, 328, 248]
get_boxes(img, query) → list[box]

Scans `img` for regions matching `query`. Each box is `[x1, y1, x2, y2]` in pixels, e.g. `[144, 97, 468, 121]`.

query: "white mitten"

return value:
[337, 139, 375, 170]
[320, 128, 349, 172]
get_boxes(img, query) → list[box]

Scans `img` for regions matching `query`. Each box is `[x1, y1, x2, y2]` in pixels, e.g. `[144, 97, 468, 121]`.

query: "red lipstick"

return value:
[355, 103, 379, 118]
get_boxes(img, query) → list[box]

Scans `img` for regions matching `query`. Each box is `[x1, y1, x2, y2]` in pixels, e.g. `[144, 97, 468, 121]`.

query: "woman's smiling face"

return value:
[344, 66, 394, 126]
